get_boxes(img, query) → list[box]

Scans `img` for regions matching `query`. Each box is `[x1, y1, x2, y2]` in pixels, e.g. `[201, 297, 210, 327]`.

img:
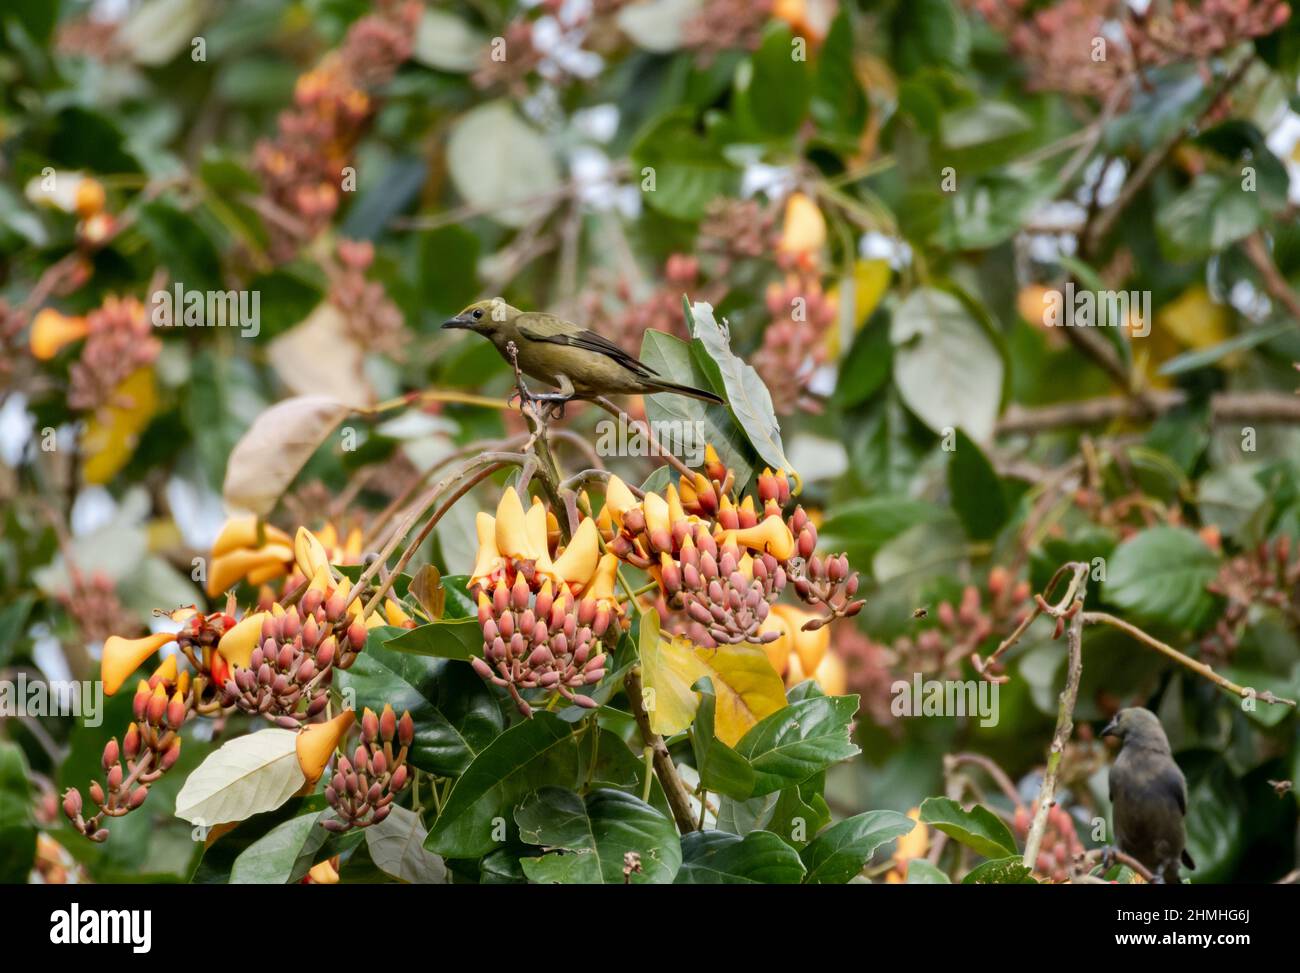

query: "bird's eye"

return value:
[472, 309, 483, 320]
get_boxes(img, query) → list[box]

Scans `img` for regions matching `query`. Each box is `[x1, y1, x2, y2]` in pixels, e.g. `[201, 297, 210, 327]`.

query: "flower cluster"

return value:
[64, 527, 394, 843]
[964, 0, 1290, 100]
[323, 705, 414, 832]
[602, 452, 862, 646]
[469, 488, 620, 715]
[218, 582, 370, 727]
[64, 651, 189, 842]
[1200, 534, 1300, 663]
[30, 295, 159, 413]
[252, 0, 420, 261]
[836, 568, 1033, 726]
[1013, 802, 1085, 883]
[328, 239, 405, 356]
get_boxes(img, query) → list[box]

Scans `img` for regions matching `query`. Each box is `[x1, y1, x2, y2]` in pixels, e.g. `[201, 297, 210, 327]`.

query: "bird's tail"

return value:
[646, 380, 724, 405]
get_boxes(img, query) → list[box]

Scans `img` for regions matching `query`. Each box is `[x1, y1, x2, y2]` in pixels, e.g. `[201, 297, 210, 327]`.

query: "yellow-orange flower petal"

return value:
[778, 191, 826, 256]
[603, 475, 637, 525]
[525, 497, 554, 573]
[812, 650, 847, 696]
[102, 632, 175, 696]
[30, 309, 89, 361]
[551, 518, 601, 588]
[217, 612, 269, 670]
[772, 604, 829, 674]
[384, 599, 411, 627]
[756, 611, 792, 677]
[294, 527, 331, 580]
[731, 515, 795, 561]
[207, 545, 293, 597]
[469, 512, 504, 588]
[211, 516, 292, 558]
[642, 490, 670, 536]
[495, 487, 544, 562]
[296, 709, 355, 786]
[149, 653, 178, 685]
[307, 858, 340, 884]
[586, 553, 620, 607]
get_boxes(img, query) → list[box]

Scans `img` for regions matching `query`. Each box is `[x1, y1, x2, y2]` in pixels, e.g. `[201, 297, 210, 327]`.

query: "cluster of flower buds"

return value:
[29, 295, 159, 413]
[253, 1, 419, 260]
[323, 705, 414, 832]
[469, 488, 620, 715]
[64, 653, 189, 841]
[598, 452, 863, 649]
[837, 568, 1033, 721]
[1200, 534, 1300, 663]
[329, 239, 405, 356]
[218, 577, 371, 726]
[1014, 802, 1085, 884]
[473, 573, 611, 717]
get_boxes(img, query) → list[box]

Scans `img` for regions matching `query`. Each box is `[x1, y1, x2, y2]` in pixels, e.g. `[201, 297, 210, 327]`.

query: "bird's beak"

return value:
[1100, 717, 1120, 739]
[442, 315, 472, 330]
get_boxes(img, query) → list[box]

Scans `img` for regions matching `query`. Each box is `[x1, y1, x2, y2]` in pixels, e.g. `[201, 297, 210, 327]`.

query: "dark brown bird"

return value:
[443, 299, 723, 407]
[1102, 707, 1196, 884]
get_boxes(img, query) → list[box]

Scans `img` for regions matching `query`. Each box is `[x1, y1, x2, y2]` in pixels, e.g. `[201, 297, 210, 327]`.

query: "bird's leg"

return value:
[504, 342, 571, 418]
[1098, 845, 1116, 872]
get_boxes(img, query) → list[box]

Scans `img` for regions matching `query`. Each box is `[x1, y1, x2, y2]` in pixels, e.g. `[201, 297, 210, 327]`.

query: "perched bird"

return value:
[442, 299, 723, 407]
[1102, 707, 1196, 884]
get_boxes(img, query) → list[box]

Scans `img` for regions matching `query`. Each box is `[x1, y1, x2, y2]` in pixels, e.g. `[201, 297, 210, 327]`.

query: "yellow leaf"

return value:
[639, 610, 710, 739]
[1157, 285, 1230, 352]
[81, 367, 158, 484]
[638, 609, 789, 746]
[702, 642, 788, 746]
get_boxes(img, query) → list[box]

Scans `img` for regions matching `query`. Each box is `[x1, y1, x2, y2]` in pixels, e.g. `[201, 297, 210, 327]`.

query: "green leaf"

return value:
[228, 805, 332, 884]
[365, 805, 448, 884]
[891, 287, 1004, 442]
[734, 695, 861, 797]
[740, 24, 811, 138]
[383, 617, 483, 661]
[0, 594, 35, 667]
[640, 328, 756, 484]
[716, 784, 829, 848]
[192, 794, 327, 884]
[0, 742, 35, 884]
[632, 109, 740, 221]
[819, 496, 944, 565]
[676, 830, 806, 883]
[425, 713, 580, 859]
[1102, 526, 1221, 631]
[335, 643, 503, 777]
[919, 797, 1018, 859]
[811, 10, 867, 142]
[686, 300, 793, 473]
[1158, 173, 1263, 261]
[691, 680, 758, 800]
[800, 810, 917, 884]
[947, 428, 1009, 541]
[962, 856, 1037, 884]
[1158, 321, 1293, 376]
[447, 101, 560, 228]
[517, 787, 681, 884]
[905, 859, 952, 883]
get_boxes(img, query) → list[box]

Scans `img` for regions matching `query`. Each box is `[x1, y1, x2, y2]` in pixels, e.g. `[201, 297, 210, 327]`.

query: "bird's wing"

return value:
[517, 313, 660, 381]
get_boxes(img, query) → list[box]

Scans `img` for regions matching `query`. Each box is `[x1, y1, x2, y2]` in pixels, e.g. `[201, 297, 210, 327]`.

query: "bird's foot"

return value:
[1099, 845, 1116, 871]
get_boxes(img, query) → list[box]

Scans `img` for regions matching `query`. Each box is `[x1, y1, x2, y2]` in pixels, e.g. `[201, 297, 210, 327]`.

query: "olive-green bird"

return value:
[442, 299, 723, 406]
[1102, 707, 1196, 884]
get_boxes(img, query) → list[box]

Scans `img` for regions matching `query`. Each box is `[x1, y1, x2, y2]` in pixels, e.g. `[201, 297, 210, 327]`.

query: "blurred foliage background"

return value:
[2, 0, 1300, 883]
